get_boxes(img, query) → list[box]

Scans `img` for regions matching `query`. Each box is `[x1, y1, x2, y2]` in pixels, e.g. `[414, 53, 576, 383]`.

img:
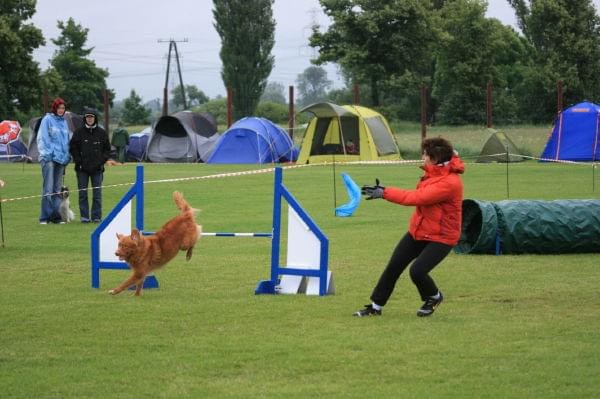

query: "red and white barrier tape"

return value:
[1, 156, 595, 203]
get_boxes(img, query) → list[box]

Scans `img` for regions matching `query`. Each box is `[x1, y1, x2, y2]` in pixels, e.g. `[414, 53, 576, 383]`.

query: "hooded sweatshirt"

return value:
[69, 109, 111, 174]
[37, 98, 71, 165]
[383, 155, 465, 246]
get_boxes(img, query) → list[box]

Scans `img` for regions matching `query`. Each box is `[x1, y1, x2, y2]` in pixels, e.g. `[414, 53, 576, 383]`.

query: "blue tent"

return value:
[207, 117, 298, 164]
[540, 101, 600, 161]
[0, 141, 28, 162]
[127, 128, 151, 162]
[0, 120, 28, 162]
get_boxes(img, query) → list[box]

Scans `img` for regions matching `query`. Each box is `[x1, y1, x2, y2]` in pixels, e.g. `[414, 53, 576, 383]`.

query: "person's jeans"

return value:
[76, 170, 103, 221]
[40, 160, 65, 222]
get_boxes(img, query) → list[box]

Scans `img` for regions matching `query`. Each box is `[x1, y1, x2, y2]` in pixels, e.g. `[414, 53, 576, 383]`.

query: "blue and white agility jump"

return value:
[91, 165, 334, 295]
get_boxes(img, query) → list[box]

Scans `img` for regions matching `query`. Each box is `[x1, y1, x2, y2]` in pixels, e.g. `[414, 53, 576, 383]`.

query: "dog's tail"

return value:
[173, 191, 198, 215]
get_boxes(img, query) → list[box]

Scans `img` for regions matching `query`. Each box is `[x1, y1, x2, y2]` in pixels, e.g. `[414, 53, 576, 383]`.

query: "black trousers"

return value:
[76, 170, 103, 221]
[371, 232, 453, 306]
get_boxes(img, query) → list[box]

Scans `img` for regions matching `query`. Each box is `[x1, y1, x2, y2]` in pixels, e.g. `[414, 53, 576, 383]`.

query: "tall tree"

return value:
[121, 90, 151, 125]
[213, 0, 275, 120]
[310, 0, 436, 106]
[50, 18, 113, 114]
[0, 0, 45, 119]
[509, 0, 600, 122]
[432, 0, 528, 124]
[171, 84, 209, 109]
[296, 66, 332, 106]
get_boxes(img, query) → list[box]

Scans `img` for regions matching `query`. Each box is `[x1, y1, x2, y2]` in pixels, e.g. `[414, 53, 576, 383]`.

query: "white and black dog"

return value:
[58, 186, 75, 223]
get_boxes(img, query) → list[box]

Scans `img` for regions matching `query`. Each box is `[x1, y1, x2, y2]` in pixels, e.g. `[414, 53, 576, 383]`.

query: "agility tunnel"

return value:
[455, 199, 600, 254]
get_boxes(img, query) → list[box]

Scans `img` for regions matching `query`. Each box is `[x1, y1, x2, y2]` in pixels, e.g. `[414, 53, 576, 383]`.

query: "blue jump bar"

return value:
[203, 232, 273, 237]
[141, 231, 272, 237]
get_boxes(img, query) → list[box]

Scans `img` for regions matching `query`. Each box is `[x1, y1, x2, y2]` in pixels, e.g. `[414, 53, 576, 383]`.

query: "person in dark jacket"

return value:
[354, 137, 465, 318]
[111, 121, 129, 163]
[69, 108, 111, 223]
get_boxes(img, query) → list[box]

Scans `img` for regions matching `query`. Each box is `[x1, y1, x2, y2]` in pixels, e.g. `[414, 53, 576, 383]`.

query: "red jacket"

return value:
[383, 155, 465, 245]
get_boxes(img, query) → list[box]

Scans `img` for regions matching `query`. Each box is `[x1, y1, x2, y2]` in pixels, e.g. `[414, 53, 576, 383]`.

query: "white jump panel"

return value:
[99, 200, 131, 262]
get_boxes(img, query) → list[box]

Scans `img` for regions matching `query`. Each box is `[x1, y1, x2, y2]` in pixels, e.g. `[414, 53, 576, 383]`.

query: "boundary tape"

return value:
[1, 156, 597, 204]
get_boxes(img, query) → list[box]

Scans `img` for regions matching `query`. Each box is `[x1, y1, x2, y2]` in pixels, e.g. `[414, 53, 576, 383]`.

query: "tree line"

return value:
[309, 0, 600, 124]
[2, 0, 599, 126]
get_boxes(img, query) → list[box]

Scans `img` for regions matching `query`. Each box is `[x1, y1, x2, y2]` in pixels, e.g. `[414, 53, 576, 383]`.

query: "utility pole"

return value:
[300, 8, 320, 58]
[158, 38, 188, 115]
[420, 84, 427, 141]
[486, 81, 493, 128]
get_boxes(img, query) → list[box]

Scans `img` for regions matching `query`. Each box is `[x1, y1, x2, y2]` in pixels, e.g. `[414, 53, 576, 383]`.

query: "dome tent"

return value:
[126, 127, 151, 162]
[0, 120, 28, 162]
[206, 117, 297, 164]
[296, 103, 401, 164]
[476, 129, 525, 163]
[146, 111, 219, 163]
[541, 101, 600, 161]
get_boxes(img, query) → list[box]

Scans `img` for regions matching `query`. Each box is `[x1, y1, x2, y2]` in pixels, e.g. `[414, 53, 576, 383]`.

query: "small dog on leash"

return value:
[58, 186, 75, 223]
[110, 191, 202, 296]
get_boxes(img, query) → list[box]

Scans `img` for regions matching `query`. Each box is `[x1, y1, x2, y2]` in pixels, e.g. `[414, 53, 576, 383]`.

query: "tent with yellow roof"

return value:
[296, 103, 401, 164]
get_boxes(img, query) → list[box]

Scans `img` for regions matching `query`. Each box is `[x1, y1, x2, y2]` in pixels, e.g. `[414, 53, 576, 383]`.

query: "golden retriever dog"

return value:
[110, 191, 202, 296]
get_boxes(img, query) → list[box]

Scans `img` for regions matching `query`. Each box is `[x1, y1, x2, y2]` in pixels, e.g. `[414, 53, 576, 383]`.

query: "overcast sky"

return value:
[29, 0, 599, 102]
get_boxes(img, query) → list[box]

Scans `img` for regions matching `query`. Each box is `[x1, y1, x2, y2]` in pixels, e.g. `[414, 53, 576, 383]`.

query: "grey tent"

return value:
[27, 112, 83, 162]
[146, 111, 219, 162]
[476, 129, 525, 163]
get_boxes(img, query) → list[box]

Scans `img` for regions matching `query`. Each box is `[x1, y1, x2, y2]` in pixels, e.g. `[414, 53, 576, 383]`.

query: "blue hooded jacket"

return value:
[37, 113, 71, 165]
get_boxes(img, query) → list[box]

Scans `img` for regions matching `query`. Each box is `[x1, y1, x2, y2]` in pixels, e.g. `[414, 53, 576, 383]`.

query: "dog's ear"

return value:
[116, 233, 123, 240]
[131, 229, 141, 243]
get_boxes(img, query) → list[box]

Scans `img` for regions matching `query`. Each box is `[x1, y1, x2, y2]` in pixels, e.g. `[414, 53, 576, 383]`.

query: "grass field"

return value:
[1, 151, 599, 397]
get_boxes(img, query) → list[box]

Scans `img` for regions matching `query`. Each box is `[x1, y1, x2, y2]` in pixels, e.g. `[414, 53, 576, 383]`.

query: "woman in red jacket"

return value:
[354, 137, 464, 317]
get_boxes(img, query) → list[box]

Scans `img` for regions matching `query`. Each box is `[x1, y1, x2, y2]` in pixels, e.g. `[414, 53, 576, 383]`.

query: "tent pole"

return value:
[0, 192, 5, 248]
[593, 163, 596, 193]
[332, 155, 337, 214]
[593, 114, 599, 192]
[506, 144, 510, 199]
[333, 114, 348, 214]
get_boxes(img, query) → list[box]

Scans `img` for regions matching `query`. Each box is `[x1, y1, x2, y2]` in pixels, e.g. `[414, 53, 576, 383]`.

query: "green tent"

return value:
[111, 127, 129, 163]
[476, 129, 525, 163]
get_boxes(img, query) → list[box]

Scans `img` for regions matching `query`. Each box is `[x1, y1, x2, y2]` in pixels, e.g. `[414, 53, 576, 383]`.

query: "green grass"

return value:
[1, 161, 599, 398]
[389, 122, 552, 160]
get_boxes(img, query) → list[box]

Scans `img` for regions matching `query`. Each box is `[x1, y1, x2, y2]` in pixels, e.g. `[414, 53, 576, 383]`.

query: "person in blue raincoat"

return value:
[37, 98, 71, 224]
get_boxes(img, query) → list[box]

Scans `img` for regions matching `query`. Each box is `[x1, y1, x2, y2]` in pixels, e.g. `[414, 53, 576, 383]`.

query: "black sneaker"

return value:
[353, 304, 382, 317]
[417, 292, 444, 317]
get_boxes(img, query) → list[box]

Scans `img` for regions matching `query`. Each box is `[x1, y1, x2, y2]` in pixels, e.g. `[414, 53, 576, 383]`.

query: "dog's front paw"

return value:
[108, 289, 116, 295]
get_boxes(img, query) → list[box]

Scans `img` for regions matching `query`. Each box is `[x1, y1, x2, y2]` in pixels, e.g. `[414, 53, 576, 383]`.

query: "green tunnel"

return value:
[455, 199, 600, 254]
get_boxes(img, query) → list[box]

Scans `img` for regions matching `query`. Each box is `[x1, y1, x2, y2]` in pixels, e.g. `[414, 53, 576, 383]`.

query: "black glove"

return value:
[361, 178, 385, 200]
